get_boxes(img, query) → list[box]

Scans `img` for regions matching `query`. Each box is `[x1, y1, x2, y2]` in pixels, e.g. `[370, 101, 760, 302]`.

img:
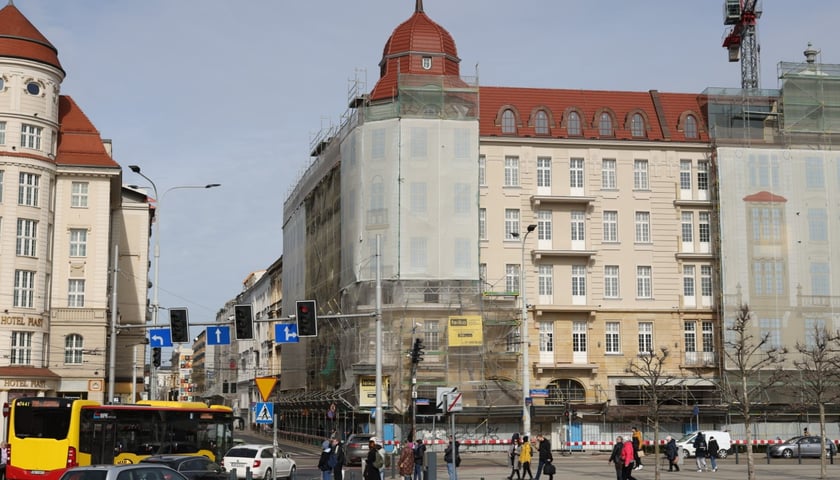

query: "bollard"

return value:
[246, 467, 253, 480]
[426, 453, 437, 480]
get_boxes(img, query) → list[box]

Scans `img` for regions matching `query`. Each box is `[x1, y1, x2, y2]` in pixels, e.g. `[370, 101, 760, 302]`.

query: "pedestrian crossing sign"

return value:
[255, 402, 273, 424]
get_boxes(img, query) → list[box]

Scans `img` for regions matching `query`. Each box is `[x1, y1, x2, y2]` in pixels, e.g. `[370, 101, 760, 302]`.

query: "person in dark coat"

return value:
[318, 443, 334, 480]
[707, 436, 720, 472]
[331, 438, 346, 480]
[664, 435, 680, 472]
[413, 440, 426, 480]
[444, 436, 460, 480]
[364, 439, 381, 480]
[693, 432, 708, 472]
[607, 436, 624, 480]
[533, 434, 552, 480]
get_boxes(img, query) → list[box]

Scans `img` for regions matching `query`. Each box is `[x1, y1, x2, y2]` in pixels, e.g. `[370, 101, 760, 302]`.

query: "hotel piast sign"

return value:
[4, 379, 48, 389]
[0, 315, 44, 327]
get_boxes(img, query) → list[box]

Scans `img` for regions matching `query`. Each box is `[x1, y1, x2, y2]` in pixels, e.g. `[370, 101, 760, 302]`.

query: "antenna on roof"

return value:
[415, 0, 423, 13]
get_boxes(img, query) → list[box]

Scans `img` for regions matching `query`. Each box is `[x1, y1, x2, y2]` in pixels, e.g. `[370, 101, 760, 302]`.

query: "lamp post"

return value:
[516, 223, 537, 436]
[128, 165, 220, 399]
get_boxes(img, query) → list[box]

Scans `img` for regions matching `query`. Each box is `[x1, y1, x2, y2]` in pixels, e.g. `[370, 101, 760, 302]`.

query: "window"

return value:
[636, 266, 652, 298]
[65, 334, 84, 364]
[571, 265, 586, 296]
[13, 270, 35, 307]
[604, 265, 620, 298]
[423, 320, 440, 350]
[20, 124, 42, 150]
[0, 121, 5, 144]
[572, 321, 587, 352]
[410, 237, 427, 268]
[701, 265, 713, 297]
[537, 210, 552, 240]
[537, 157, 551, 188]
[569, 158, 584, 189]
[506, 264, 520, 293]
[601, 159, 616, 189]
[680, 160, 692, 190]
[0, 169, 3, 200]
[454, 128, 470, 159]
[68, 279, 85, 307]
[808, 208, 828, 241]
[699, 212, 710, 245]
[26, 82, 40, 95]
[605, 322, 620, 353]
[603, 211, 618, 242]
[504, 156, 520, 186]
[805, 318, 826, 349]
[751, 259, 785, 296]
[410, 127, 428, 158]
[454, 238, 470, 270]
[571, 211, 585, 242]
[697, 161, 709, 192]
[16, 219, 37, 257]
[685, 115, 698, 139]
[410, 182, 427, 214]
[71, 181, 89, 208]
[633, 159, 649, 190]
[505, 209, 520, 240]
[501, 109, 516, 134]
[567, 111, 581, 136]
[18, 172, 39, 206]
[538, 265, 553, 296]
[478, 155, 486, 186]
[811, 263, 830, 296]
[638, 322, 653, 354]
[684, 321, 696, 353]
[634, 211, 650, 243]
[598, 112, 613, 136]
[534, 110, 549, 135]
[702, 321, 714, 353]
[748, 156, 780, 188]
[630, 113, 645, 137]
[11, 331, 32, 365]
[453, 183, 470, 215]
[681, 212, 694, 243]
[683, 265, 695, 297]
[371, 129, 385, 159]
[805, 157, 824, 189]
[539, 322, 554, 354]
[479, 208, 487, 240]
[70, 228, 88, 257]
[479, 263, 487, 286]
[759, 318, 781, 350]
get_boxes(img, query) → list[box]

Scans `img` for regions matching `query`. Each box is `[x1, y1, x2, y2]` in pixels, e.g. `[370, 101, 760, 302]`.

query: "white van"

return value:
[675, 431, 732, 458]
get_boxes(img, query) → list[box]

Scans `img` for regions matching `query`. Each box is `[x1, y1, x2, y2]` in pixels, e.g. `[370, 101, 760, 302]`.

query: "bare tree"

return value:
[718, 304, 787, 480]
[626, 346, 686, 480]
[793, 323, 840, 480]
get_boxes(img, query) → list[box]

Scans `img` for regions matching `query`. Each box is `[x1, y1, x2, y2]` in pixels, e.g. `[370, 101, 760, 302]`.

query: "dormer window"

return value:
[501, 109, 516, 134]
[26, 82, 41, 96]
[599, 112, 613, 136]
[535, 110, 549, 135]
[630, 113, 646, 138]
[422, 56, 432, 70]
[685, 114, 698, 139]
[567, 111, 582, 136]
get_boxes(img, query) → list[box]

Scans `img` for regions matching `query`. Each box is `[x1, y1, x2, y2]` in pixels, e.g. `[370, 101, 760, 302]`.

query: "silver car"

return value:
[768, 436, 837, 458]
[59, 464, 188, 480]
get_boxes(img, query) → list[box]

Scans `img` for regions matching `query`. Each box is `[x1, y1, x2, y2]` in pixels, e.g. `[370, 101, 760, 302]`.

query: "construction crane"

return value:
[722, 0, 762, 89]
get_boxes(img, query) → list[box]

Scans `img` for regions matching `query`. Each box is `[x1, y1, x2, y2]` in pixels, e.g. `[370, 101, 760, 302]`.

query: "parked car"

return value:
[140, 455, 227, 480]
[59, 464, 188, 480]
[346, 433, 377, 465]
[676, 430, 732, 458]
[221, 444, 295, 480]
[768, 436, 837, 458]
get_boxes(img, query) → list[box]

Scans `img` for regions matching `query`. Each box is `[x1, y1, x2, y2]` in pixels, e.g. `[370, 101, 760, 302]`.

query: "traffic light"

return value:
[410, 338, 425, 364]
[152, 347, 161, 367]
[296, 300, 318, 337]
[234, 304, 254, 340]
[169, 308, 189, 343]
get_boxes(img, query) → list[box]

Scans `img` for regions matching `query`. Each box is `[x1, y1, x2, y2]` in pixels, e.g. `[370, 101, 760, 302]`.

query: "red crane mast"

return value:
[722, 0, 762, 89]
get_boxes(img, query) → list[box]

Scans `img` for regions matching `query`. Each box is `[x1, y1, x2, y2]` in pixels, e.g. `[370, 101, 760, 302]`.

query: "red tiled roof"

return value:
[0, 3, 63, 73]
[0, 366, 60, 378]
[743, 191, 787, 203]
[478, 86, 708, 142]
[56, 95, 119, 168]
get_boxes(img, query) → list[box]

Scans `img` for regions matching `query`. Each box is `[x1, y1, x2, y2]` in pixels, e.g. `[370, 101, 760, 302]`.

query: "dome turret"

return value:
[0, 2, 63, 73]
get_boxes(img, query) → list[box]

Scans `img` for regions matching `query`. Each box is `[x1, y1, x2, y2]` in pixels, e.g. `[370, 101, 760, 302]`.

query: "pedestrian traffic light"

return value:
[152, 347, 161, 367]
[296, 300, 318, 337]
[169, 308, 189, 343]
[410, 338, 425, 364]
[234, 304, 254, 340]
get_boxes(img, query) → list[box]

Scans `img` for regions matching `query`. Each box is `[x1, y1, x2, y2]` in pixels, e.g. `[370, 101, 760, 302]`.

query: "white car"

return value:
[221, 444, 296, 480]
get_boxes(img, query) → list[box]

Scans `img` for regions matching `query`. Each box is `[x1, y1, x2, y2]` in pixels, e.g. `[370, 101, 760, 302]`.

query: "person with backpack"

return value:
[331, 438, 346, 480]
[707, 436, 720, 472]
[398, 441, 415, 480]
[693, 431, 708, 472]
[413, 440, 426, 480]
[318, 441, 335, 480]
[364, 438, 383, 480]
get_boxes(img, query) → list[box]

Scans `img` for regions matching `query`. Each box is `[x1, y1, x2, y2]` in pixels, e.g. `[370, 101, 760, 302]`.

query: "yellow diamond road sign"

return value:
[255, 377, 277, 402]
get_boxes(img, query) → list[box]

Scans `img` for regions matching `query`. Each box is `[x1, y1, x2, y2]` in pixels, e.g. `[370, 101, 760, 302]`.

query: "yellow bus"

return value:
[7, 397, 234, 480]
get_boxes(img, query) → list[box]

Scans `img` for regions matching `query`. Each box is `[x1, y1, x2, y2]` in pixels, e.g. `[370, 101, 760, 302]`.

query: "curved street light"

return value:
[513, 223, 537, 436]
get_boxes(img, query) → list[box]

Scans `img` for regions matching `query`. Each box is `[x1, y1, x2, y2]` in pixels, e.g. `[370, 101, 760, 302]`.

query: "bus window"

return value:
[13, 399, 72, 439]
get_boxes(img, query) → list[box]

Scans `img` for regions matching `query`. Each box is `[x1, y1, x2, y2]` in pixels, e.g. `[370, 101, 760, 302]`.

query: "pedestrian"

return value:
[363, 438, 382, 480]
[413, 440, 426, 480]
[318, 441, 334, 480]
[607, 436, 624, 480]
[398, 440, 415, 480]
[331, 438, 346, 480]
[621, 436, 638, 480]
[507, 438, 522, 480]
[693, 431, 708, 472]
[533, 434, 552, 480]
[631, 427, 643, 470]
[664, 435, 680, 472]
[520, 436, 533, 480]
[444, 435, 460, 480]
[707, 436, 719, 472]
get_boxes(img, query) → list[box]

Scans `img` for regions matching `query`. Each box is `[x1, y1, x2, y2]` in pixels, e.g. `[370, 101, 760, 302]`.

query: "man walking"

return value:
[533, 434, 552, 480]
[694, 431, 708, 472]
[607, 436, 624, 480]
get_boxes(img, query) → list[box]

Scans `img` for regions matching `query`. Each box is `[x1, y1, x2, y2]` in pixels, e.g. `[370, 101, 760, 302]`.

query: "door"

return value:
[91, 421, 117, 465]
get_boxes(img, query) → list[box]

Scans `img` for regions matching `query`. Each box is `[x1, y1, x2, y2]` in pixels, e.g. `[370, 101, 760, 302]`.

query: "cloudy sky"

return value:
[18, 0, 840, 336]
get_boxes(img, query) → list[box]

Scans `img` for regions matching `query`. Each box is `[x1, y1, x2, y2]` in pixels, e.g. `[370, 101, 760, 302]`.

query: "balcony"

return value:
[682, 351, 716, 368]
[530, 195, 595, 207]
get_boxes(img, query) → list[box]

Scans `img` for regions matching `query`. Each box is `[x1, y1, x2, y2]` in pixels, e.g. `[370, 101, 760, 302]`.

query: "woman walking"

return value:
[520, 436, 533, 480]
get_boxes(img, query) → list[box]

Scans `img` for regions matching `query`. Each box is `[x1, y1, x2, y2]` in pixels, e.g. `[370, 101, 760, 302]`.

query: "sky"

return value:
[16, 0, 840, 337]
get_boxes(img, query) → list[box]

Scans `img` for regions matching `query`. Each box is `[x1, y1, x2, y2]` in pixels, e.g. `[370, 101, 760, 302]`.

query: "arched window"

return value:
[501, 109, 516, 134]
[534, 110, 549, 135]
[685, 114, 698, 139]
[630, 113, 646, 138]
[567, 111, 582, 136]
[65, 334, 83, 364]
[546, 379, 586, 405]
[599, 112, 613, 136]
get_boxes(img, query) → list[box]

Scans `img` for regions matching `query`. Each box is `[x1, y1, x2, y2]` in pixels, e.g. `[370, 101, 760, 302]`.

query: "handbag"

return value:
[637, 449, 645, 458]
[543, 463, 556, 475]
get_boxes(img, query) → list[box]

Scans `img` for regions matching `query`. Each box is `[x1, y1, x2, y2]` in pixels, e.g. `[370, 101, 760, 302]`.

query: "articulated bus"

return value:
[6, 397, 234, 480]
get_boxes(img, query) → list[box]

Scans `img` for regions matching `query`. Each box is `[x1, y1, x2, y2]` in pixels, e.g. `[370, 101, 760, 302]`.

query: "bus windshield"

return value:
[12, 398, 73, 440]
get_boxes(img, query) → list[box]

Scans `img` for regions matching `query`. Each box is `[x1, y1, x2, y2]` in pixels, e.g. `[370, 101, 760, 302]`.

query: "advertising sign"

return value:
[446, 315, 483, 347]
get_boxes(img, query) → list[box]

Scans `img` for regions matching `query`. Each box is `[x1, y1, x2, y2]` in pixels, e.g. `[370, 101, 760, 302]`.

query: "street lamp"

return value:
[513, 223, 537, 436]
[128, 165, 221, 399]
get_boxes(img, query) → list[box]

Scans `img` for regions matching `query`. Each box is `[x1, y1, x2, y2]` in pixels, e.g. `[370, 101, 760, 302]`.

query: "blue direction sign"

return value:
[149, 328, 172, 347]
[206, 326, 231, 345]
[255, 402, 274, 424]
[275, 323, 300, 343]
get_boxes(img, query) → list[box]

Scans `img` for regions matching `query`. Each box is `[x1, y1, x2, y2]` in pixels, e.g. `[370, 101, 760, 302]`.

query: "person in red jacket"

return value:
[621, 438, 638, 480]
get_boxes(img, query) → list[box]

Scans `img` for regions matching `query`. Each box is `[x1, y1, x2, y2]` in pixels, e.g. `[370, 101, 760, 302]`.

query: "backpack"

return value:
[373, 449, 385, 469]
[327, 452, 338, 469]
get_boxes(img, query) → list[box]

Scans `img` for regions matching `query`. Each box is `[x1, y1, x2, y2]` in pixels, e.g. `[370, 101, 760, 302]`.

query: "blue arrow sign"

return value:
[149, 328, 172, 347]
[206, 326, 231, 345]
[275, 323, 300, 343]
[255, 402, 274, 424]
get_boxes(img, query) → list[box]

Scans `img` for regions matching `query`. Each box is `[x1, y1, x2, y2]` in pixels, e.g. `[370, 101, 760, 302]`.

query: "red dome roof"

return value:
[370, 1, 460, 102]
[0, 3, 63, 73]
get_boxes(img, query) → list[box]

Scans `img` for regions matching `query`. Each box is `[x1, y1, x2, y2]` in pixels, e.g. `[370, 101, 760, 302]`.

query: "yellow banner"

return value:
[447, 315, 483, 347]
[358, 375, 390, 407]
